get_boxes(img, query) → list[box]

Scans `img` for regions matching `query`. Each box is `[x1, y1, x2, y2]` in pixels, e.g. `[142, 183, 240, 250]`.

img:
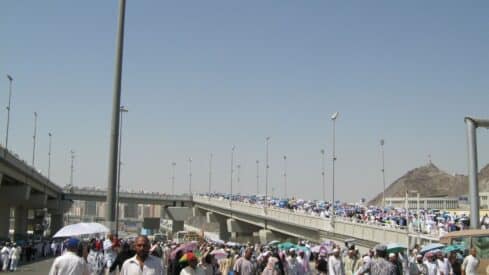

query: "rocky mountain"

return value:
[368, 162, 489, 205]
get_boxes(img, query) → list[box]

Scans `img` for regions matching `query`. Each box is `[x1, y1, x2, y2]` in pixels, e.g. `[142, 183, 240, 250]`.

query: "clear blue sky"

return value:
[1, 1, 488, 202]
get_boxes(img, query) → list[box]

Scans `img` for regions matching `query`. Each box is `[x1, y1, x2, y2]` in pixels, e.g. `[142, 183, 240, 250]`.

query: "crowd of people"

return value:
[202, 193, 489, 237]
[44, 232, 482, 275]
[0, 239, 60, 272]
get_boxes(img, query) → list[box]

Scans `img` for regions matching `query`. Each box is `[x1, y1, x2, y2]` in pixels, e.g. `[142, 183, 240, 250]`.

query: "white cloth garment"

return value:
[48, 251, 89, 275]
[120, 255, 164, 275]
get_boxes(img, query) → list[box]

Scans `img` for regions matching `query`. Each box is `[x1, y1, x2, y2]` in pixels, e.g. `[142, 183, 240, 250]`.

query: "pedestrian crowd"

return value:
[45, 232, 482, 275]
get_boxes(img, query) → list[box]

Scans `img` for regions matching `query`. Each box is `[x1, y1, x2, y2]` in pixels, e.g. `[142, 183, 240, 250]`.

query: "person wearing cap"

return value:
[286, 248, 303, 275]
[87, 240, 105, 275]
[357, 244, 396, 275]
[297, 250, 310, 275]
[48, 238, 88, 275]
[328, 247, 345, 275]
[424, 252, 438, 275]
[179, 252, 201, 275]
[120, 235, 163, 275]
[408, 254, 428, 275]
[436, 250, 451, 275]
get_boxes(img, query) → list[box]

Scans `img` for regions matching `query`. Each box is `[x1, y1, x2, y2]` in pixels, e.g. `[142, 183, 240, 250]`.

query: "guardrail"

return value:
[0, 145, 62, 194]
[65, 188, 193, 201]
[193, 195, 440, 243]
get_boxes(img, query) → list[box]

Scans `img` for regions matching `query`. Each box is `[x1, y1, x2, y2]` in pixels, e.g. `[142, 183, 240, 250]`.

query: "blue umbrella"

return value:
[420, 243, 445, 254]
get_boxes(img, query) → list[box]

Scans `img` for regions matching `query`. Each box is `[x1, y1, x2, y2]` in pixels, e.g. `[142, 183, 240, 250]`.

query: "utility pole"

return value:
[321, 149, 326, 201]
[171, 162, 176, 195]
[380, 139, 386, 208]
[208, 153, 212, 193]
[256, 160, 259, 194]
[5, 74, 13, 150]
[283, 155, 287, 198]
[32, 112, 38, 167]
[70, 150, 75, 186]
[48, 132, 52, 180]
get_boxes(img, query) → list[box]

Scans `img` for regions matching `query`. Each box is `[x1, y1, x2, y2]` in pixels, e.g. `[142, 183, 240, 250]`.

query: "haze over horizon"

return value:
[1, 1, 489, 202]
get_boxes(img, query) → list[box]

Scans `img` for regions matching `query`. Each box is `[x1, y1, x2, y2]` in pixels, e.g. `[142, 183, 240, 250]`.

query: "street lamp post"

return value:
[380, 139, 386, 208]
[5, 74, 13, 150]
[256, 160, 259, 194]
[331, 112, 338, 215]
[265, 137, 270, 207]
[208, 153, 212, 194]
[106, 0, 127, 231]
[283, 155, 287, 198]
[115, 105, 128, 236]
[230, 146, 235, 202]
[171, 162, 176, 195]
[321, 149, 326, 201]
[188, 157, 192, 194]
[48, 132, 52, 180]
[32, 112, 38, 167]
[70, 150, 75, 186]
[237, 163, 241, 193]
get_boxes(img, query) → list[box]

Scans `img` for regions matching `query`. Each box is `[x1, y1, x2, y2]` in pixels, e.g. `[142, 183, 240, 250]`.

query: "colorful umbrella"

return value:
[278, 242, 296, 251]
[386, 243, 407, 254]
[420, 243, 445, 254]
[442, 244, 465, 254]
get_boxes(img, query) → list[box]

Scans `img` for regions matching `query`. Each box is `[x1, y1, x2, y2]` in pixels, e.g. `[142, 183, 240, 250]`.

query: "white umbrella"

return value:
[53, 222, 110, 238]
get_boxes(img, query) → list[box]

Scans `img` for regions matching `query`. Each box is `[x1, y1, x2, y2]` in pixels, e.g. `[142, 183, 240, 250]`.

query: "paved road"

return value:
[15, 258, 54, 275]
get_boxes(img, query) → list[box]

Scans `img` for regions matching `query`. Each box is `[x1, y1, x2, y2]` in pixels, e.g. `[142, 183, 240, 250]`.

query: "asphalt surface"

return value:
[13, 258, 54, 275]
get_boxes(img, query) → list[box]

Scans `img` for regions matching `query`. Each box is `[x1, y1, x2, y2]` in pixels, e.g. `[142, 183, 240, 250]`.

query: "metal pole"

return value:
[209, 153, 212, 194]
[321, 149, 325, 201]
[48, 132, 52, 180]
[115, 106, 127, 236]
[32, 112, 38, 167]
[283, 155, 287, 198]
[465, 118, 480, 229]
[332, 119, 336, 213]
[106, 0, 126, 230]
[5, 75, 13, 150]
[237, 164, 241, 193]
[381, 139, 386, 208]
[256, 160, 259, 194]
[171, 162, 176, 195]
[230, 146, 235, 198]
[188, 158, 192, 194]
[265, 137, 270, 206]
[70, 150, 75, 186]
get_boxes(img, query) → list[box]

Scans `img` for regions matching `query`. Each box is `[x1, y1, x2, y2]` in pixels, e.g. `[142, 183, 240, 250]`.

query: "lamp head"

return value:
[331, 112, 339, 120]
[380, 139, 384, 146]
[6, 74, 13, 81]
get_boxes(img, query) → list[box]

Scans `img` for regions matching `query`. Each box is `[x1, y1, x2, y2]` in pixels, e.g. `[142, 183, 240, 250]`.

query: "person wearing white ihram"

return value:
[120, 235, 164, 275]
[48, 238, 89, 275]
[461, 248, 479, 275]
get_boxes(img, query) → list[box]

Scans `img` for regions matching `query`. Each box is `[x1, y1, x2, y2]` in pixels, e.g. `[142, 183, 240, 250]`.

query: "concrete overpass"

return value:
[192, 196, 439, 250]
[0, 146, 72, 240]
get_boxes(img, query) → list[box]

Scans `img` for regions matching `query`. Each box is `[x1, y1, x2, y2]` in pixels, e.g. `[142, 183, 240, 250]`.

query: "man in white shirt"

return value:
[120, 235, 164, 275]
[461, 248, 479, 275]
[48, 238, 89, 275]
[9, 244, 22, 272]
[328, 248, 345, 275]
[1, 243, 11, 271]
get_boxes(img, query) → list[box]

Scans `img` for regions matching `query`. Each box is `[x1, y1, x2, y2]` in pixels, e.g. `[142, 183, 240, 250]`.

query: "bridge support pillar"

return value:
[50, 213, 63, 237]
[172, 221, 184, 233]
[14, 206, 28, 241]
[207, 212, 230, 241]
[0, 207, 10, 240]
[258, 229, 278, 244]
[226, 219, 258, 241]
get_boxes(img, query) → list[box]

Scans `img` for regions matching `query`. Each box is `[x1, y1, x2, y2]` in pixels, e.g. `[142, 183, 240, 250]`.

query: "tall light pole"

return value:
[331, 112, 339, 215]
[265, 137, 270, 206]
[208, 153, 212, 194]
[256, 160, 259, 194]
[188, 157, 192, 194]
[171, 162, 176, 195]
[48, 132, 52, 180]
[115, 105, 128, 236]
[70, 150, 75, 186]
[237, 163, 241, 194]
[32, 112, 38, 167]
[230, 146, 235, 199]
[380, 139, 386, 208]
[321, 149, 326, 201]
[5, 74, 13, 150]
[106, 0, 127, 231]
[283, 155, 287, 198]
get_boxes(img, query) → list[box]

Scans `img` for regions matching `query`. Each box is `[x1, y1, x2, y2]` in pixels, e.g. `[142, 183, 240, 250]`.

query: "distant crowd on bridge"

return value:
[202, 193, 489, 238]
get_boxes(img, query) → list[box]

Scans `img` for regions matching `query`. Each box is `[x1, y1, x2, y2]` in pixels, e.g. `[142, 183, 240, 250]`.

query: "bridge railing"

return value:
[65, 188, 192, 201]
[0, 145, 62, 193]
[194, 195, 439, 242]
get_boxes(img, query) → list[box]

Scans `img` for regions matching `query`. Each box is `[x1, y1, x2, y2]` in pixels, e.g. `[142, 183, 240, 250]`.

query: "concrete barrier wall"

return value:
[194, 196, 439, 247]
